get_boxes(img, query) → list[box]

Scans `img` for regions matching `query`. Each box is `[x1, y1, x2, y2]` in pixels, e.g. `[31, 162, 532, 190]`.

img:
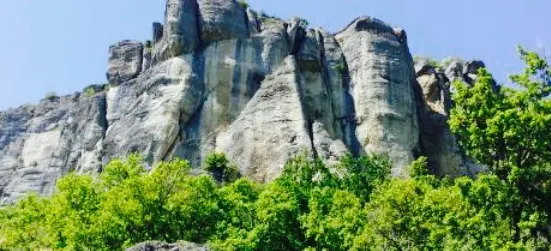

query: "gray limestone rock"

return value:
[312, 121, 349, 166]
[336, 17, 419, 176]
[127, 241, 210, 251]
[143, 41, 153, 71]
[0, 94, 107, 204]
[215, 56, 313, 182]
[107, 40, 144, 85]
[170, 22, 291, 169]
[246, 9, 261, 35]
[104, 55, 203, 164]
[197, 0, 249, 43]
[318, 30, 354, 146]
[0, 1, 489, 203]
[152, 22, 164, 43]
[287, 17, 306, 54]
[414, 58, 488, 177]
[152, 0, 200, 65]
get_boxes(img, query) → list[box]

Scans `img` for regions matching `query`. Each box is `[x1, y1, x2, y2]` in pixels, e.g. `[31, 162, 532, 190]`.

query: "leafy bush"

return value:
[83, 86, 96, 97]
[413, 55, 444, 71]
[449, 46, 551, 246]
[293, 16, 309, 29]
[44, 91, 58, 101]
[334, 62, 348, 74]
[203, 153, 240, 183]
[237, 0, 248, 10]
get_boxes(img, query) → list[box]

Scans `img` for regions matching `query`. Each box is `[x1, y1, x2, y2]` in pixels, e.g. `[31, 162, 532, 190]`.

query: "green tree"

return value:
[0, 195, 51, 249]
[203, 152, 240, 183]
[449, 47, 551, 245]
[356, 160, 519, 250]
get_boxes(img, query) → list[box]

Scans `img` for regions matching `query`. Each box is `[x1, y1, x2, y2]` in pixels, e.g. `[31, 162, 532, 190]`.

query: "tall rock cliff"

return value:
[0, 0, 480, 203]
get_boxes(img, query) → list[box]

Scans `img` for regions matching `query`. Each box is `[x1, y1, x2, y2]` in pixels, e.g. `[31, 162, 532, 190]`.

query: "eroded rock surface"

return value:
[414, 57, 487, 177]
[336, 17, 419, 176]
[107, 40, 144, 85]
[0, 0, 482, 203]
[127, 241, 210, 251]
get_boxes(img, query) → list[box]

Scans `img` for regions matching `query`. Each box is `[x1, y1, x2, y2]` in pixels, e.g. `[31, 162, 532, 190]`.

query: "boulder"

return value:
[127, 241, 210, 251]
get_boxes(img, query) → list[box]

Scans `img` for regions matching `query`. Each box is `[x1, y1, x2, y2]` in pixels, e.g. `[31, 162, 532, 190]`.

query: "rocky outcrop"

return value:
[197, 0, 249, 43]
[335, 17, 419, 176]
[0, 94, 107, 204]
[107, 40, 144, 85]
[127, 241, 210, 251]
[0, 0, 483, 203]
[215, 56, 313, 182]
[414, 57, 486, 176]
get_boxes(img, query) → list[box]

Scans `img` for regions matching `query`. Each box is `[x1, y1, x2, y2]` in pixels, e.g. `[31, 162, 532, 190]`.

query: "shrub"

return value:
[44, 91, 57, 101]
[83, 87, 96, 97]
[203, 153, 240, 183]
[334, 62, 348, 74]
[294, 16, 309, 29]
[237, 0, 248, 10]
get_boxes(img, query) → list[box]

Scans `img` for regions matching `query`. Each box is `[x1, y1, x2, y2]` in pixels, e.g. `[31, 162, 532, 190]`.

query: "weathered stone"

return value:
[104, 55, 203, 165]
[336, 17, 419, 176]
[152, 22, 164, 43]
[287, 17, 306, 54]
[152, 0, 200, 65]
[107, 40, 144, 85]
[143, 41, 153, 71]
[198, 0, 249, 43]
[415, 58, 488, 177]
[246, 9, 261, 35]
[127, 241, 210, 251]
[169, 22, 291, 169]
[0, 94, 107, 204]
[312, 121, 349, 166]
[318, 30, 353, 144]
[0, 2, 491, 204]
[215, 56, 313, 182]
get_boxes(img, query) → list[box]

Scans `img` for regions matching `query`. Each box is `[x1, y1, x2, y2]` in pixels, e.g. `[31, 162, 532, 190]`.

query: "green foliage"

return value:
[293, 16, 309, 29]
[103, 83, 111, 91]
[237, 0, 248, 9]
[413, 56, 443, 71]
[334, 62, 348, 74]
[83, 86, 97, 97]
[203, 153, 240, 183]
[0, 153, 393, 250]
[44, 91, 58, 101]
[450, 47, 551, 246]
[0, 155, 221, 250]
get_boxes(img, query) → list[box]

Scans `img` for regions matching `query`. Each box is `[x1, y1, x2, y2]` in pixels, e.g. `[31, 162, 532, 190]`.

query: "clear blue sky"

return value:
[1, 0, 549, 110]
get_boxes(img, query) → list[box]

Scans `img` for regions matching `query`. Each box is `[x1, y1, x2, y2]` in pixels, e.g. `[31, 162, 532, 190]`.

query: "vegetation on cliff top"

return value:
[1, 48, 550, 250]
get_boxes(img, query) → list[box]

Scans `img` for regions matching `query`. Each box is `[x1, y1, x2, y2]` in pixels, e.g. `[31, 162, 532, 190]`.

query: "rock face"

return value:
[107, 40, 144, 85]
[0, 95, 107, 204]
[414, 57, 486, 177]
[0, 0, 481, 203]
[127, 241, 210, 251]
[335, 17, 418, 176]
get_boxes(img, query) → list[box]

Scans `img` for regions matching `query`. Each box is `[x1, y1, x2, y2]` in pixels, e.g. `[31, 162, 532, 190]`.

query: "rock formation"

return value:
[127, 241, 210, 251]
[0, 0, 483, 203]
[414, 57, 487, 176]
